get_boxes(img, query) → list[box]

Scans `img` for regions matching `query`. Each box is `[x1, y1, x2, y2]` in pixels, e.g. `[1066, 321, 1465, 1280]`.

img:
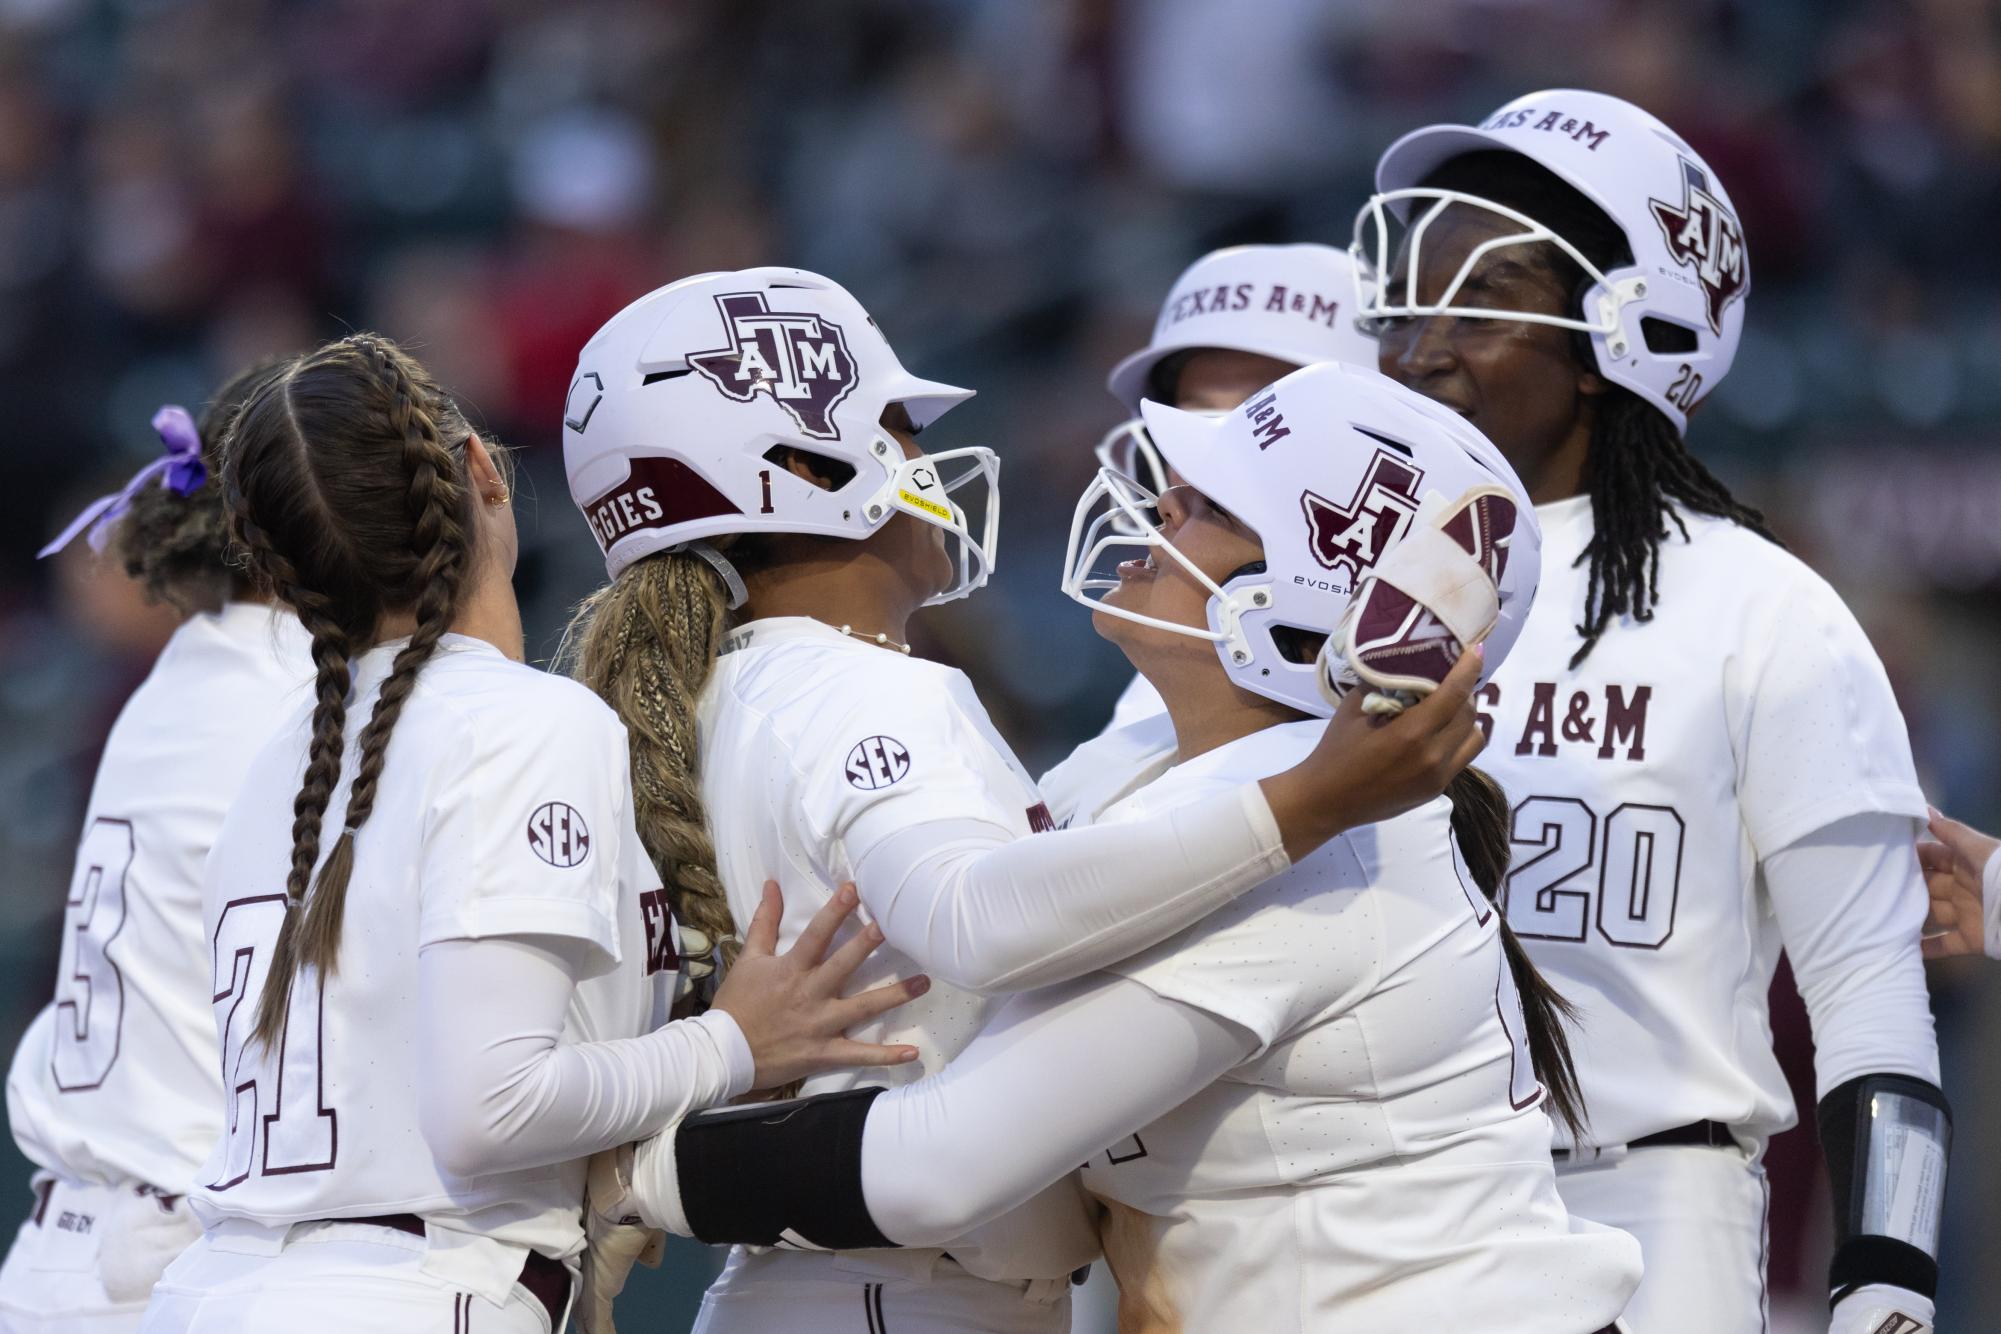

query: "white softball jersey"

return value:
[1479, 495, 1933, 1149]
[6, 603, 312, 1195]
[697, 616, 1110, 1309]
[1077, 720, 1642, 1333]
[187, 635, 676, 1270]
[698, 617, 1055, 1096]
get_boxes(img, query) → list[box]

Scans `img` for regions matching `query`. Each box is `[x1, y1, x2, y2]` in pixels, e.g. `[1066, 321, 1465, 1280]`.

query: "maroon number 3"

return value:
[51, 818, 135, 1091]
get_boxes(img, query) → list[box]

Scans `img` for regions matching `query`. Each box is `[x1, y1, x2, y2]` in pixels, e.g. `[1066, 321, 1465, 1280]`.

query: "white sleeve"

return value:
[1764, 811, 1940, 1094]
[416, 935, 754, 1178]
[1985, 847, 2001, 962]
[858, 974, 1254, 1245]
[851, 783, 1287, 994]
[420, 688, 633, 964]
[1729, 576, 1928, 857]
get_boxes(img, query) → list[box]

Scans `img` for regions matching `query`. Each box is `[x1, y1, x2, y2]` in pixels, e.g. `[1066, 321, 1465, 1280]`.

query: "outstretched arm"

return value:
[627, 972, 1255, 1248]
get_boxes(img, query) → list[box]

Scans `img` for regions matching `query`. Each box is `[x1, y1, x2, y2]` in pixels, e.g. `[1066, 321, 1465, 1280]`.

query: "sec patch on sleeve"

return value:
[526, 801, 592, 868]
[845, 736, 911, 790]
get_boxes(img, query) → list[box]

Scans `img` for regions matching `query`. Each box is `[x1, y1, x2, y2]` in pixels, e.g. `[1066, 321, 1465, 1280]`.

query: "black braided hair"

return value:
[1419, 151, 1781, 667]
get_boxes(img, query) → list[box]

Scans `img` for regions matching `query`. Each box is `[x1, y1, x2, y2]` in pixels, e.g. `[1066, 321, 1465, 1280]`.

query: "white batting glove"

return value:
[1324, 483, 1515, 717]
[1829, 1284, 1934, 1334]
[577, 1145, 667, 1334]
[99, 1185, 202, 1303]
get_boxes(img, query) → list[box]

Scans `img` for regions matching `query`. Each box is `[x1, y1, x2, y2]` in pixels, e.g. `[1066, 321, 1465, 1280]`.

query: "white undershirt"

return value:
[417, 935, 753, 1178]
[851, 783, 1286, 995]
[1762, 811, 1941, 1093]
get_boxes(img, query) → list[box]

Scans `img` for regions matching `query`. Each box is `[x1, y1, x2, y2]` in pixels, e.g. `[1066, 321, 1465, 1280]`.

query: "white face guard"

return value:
[1059, 466, 1269, 665]
[1351, 189, 1648, 358]
[1092, 420, 1169, 533]
[858, 437, 1001, 604]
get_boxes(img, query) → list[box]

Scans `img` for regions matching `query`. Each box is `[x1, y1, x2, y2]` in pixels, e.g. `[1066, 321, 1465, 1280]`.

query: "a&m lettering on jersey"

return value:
[639, 888, 676, 975]
[1476, 681, 1653, 762]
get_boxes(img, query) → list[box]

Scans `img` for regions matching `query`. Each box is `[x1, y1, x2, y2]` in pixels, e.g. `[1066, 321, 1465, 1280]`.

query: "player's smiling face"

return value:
[1097, 482, 1261, 662]
[1373, 204, 1607, 497]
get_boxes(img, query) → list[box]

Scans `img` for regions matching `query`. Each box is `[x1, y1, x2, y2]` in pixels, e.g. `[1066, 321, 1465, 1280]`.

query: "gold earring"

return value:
[488, 487, 510, 507]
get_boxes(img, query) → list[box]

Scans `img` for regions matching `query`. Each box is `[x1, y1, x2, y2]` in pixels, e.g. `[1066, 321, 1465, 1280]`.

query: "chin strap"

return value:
[682, 541, 747, 609]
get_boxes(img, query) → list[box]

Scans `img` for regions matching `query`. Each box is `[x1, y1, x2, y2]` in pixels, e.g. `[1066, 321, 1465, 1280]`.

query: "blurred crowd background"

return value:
[2, 0, 1999, 1326]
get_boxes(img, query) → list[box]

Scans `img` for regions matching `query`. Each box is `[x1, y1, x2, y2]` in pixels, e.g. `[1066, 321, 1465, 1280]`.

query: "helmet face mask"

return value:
[1061, 466, 1265, 660]
[1363, 89, 1749, 435]
[1351, 189, 1643, 345]
[1063, 362, 1541, 719]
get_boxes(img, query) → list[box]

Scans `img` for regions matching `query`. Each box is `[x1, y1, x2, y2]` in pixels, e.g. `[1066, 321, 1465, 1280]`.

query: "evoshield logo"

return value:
[689, 292, 860, 439]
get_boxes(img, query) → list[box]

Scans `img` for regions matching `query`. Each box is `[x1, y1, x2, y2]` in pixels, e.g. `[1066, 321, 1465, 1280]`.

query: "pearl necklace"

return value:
[831, 622, 911, 655]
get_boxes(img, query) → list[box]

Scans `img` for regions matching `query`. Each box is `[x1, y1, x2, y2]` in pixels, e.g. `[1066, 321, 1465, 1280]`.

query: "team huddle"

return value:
[0, 89, 1955, 1334]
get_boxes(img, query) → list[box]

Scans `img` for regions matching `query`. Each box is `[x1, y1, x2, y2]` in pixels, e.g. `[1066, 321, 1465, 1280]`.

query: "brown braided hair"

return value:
[225, 332, 490, 1049]
[115, 359, 291, 613]
[562, 551, 741, 980]
[1446, 766, 1590, 1143]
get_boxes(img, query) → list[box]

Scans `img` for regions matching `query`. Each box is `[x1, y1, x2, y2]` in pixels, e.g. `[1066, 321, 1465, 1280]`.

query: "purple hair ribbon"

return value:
[37, 406, 209, 559]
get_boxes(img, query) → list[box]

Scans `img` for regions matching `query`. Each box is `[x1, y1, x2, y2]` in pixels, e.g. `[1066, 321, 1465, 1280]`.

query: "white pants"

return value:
[139, 1223, 554, 1334]
[694, 1247, 1071, 1334]
[0, 1177, 196, 1334]
[1555, 1144, 1769, 1334]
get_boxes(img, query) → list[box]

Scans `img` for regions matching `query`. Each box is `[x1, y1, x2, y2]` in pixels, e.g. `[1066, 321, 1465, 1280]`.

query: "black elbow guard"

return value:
[1816, 1073, 1951, 1305]
[678, 1086, 895, 1251]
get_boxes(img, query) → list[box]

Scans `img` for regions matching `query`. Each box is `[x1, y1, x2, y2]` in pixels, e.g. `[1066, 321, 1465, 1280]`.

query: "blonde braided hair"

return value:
[564, 550, 741, 978]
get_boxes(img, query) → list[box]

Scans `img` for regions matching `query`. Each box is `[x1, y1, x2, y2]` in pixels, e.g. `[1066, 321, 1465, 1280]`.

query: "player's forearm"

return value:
[627, 974, 1252, 1247]
[416, 936, 753, 1178]
[852, 784, 1286, 994]
[1766, 812, 1941, 1091]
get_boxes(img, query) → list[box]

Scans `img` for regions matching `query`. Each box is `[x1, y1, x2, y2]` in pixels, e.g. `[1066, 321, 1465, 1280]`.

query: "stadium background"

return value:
[2, 0, 1998, 1326]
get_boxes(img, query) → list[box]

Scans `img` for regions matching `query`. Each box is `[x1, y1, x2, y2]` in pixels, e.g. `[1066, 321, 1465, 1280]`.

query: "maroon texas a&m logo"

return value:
[689, 292, 859, 440]
[1300, 444, 1424, 584]
[1649, 157, 1747, 334]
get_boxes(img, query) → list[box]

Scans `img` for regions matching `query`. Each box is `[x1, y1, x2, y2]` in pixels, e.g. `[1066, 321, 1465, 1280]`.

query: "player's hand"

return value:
[712, 881, 928, 1089]
[1262, 643, 1486, 862]
[576, 1144, 665, 1334]
[1828, 1283, 1932, 1334]
[1920, 807, 1997, 960]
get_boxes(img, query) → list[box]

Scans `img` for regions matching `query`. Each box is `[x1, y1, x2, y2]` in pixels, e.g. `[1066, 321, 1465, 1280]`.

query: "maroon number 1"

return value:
[759, 469, 775, 514]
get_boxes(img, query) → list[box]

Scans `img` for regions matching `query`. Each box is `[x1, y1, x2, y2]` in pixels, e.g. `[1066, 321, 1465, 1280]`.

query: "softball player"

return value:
[560, 271, 1494, 1332]
[1355, 89, 1948, 1333]
[1, 366, 311, 1332]
[1082, 241, 1376, 738]
[605, 363, 1642, 1333]
[136, 335, 915, 1334]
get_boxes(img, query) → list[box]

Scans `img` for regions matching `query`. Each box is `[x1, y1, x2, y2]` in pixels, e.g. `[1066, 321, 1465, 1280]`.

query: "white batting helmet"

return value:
[1354, 89, 1747, 434]
[1097, 244, 1378, 499]
[564, 267, 997, 602]
[1063, 362, 1539, 718]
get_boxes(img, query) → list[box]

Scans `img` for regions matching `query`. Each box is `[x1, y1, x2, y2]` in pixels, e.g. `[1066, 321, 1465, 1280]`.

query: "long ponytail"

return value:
[1446, 766, 1590, 1143]
[563, 550, 741, 980]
